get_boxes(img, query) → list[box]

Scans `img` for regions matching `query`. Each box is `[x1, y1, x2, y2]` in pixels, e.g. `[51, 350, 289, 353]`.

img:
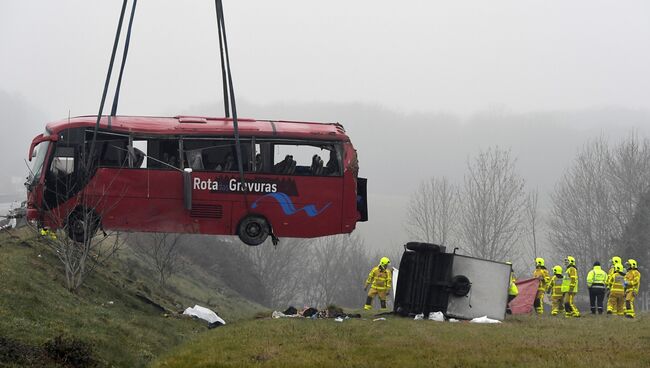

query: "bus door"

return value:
[182, 137, 248, 235]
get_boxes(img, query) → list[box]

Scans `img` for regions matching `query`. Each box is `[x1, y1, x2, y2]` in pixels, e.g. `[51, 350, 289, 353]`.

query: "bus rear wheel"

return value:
[67, 208, 100, 243]
[237, 215, 270, 246]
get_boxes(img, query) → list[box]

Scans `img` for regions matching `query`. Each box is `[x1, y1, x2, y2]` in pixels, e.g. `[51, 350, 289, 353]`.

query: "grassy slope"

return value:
[155, 312, 650, 368]
[0, 229, 263, 367]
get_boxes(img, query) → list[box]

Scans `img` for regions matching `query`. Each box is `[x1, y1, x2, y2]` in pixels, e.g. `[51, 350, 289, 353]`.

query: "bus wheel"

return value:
[237, 215, 270, 246]
[67, 208, 100, 243]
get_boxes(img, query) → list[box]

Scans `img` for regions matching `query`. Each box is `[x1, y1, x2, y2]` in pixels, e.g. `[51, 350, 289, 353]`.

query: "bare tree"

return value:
[548, 138, 616, 268]
[405, 177, 459, 246]
[549, 135, 650, 268]
[239, 238, 312, 308]
[303, 235, 370, 308]
[459, 147, 527, 261]
[606, 133, 650, 234]
[525, 189, 540, 259]
[132, 233, 184, 289]
[36, 181, 124, 292]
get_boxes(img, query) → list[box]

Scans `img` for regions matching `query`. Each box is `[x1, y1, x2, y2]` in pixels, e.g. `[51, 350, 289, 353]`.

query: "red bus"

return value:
[26, 115, 368, 245]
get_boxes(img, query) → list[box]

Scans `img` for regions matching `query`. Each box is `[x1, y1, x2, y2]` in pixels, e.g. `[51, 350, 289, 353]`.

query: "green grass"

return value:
[154, 312, 650, 368]
[3, 228, 650, 367]
[0, 229, 263, 367]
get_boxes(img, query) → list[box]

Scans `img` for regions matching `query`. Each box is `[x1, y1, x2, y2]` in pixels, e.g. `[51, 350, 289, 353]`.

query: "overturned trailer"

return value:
[394, 242, 511, 321]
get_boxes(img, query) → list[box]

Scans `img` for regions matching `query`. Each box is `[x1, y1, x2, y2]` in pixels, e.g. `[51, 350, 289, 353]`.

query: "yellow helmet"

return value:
[626, 259, 637, 269]
[552, 265, 562, 275]
[565, 256, 575, 266]
[615, 263, 624, 273]
[535, 258, 545, 267]
[379, 257, 390, 266]
[612, 256, 622, 265]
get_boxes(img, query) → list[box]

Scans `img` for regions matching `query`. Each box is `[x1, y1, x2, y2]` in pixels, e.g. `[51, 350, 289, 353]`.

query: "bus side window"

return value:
[85, 131, 129, 168]
[182, 139, 253, 172]
[271, 143, 341, 176]
[131, 140, 148, 168]
[147, 139, 180, 169]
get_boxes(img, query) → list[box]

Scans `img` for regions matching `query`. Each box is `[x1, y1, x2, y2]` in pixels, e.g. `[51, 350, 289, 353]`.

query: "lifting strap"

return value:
[111, 0, 138, 117]
[215, 1, 230, 119]
[88, 0, 128, 171]
[215, 0, 248, 194]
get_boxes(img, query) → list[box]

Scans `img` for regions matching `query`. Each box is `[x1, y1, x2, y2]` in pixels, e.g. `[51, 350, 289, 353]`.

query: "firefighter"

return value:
[606, 256, 624, 313]
[547, 265, 565, 316]
[607, 263, 626, 315]
[624, 259, 641, 319]
[562, 256, 580, 317]
[506, 262, 518, 314]
[586, 261, 608, 314]
[364, 257, 392, 310]
[532, 257, 550, 314]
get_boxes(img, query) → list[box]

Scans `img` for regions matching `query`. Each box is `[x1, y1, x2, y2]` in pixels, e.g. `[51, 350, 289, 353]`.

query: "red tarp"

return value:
[509, 277, 540, 314]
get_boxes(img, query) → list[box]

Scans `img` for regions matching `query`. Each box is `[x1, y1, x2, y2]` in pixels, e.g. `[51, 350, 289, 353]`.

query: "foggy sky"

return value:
[2, 1, 650, 117]
[2, 1, 650, 252]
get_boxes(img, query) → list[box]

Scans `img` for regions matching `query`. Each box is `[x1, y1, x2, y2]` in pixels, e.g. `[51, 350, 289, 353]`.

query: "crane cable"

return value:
[214, 0, 248, 198]
[215, 1, 230, 119]
[111, 0, 138, 117]
[88, 0, 129, 171]
[88, 0, 247, 202]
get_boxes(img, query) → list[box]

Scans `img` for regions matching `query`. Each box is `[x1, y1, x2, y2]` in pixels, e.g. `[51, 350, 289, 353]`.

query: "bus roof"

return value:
[45, 115, 349, 141]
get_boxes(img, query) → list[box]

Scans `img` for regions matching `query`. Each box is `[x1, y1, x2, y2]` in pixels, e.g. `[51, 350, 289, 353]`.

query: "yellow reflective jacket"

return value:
[587, 266, 607, 288]
[608, 272, 626, 295]
[509, 271, 518, 296]
[548, 275, 564, 297]
[533, 267, 550, 291]
[561, 265, 578, 293]
[366, 266, 392, 291]
[625, 269, 641, 294]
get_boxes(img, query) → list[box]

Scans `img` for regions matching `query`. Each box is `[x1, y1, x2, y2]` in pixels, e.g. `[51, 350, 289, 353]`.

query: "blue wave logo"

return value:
[251, 193, 331, 217]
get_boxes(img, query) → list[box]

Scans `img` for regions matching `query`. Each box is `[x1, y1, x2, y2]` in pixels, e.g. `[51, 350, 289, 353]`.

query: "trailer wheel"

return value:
[67, 208, 100, 243]
[237, 215, 270, 246]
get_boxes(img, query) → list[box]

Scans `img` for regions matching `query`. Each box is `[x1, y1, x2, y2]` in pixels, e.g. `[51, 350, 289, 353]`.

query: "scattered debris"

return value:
[428, 312, 444, 322]
[448, 318, 459, 323]
[334, 317, 344, 323]
[414, 314, 425, 320]
[272, 305, 361, 320]
[271, 311, 300, 319]
[373, 317, 387, 322]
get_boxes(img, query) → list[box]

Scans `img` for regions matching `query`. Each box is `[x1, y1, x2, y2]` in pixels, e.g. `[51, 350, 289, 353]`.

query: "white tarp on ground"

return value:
[469, 315, 501, 324]
[183, 305, 226, 325]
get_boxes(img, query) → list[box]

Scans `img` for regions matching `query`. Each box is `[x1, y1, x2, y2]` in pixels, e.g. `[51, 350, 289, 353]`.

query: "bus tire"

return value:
[237, 215, 270, 246]
[67, 208, 100, 243]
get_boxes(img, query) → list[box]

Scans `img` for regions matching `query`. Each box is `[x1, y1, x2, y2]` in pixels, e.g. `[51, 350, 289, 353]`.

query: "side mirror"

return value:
[183, 168, 192, 210]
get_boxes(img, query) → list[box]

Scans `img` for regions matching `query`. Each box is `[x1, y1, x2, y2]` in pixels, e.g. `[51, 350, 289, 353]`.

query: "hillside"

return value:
[0, 229, 264, 367]
[154, 313, 650, 368]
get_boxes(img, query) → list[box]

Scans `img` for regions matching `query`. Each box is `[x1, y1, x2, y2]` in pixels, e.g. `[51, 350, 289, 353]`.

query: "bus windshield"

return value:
[29, 141, 50, 186]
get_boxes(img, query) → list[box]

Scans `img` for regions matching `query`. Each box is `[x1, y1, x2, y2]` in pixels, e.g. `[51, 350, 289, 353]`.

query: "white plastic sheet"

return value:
[469, 315, 501, 324]
[414, 313, 425, 320]
[183, 305, 226, 325]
